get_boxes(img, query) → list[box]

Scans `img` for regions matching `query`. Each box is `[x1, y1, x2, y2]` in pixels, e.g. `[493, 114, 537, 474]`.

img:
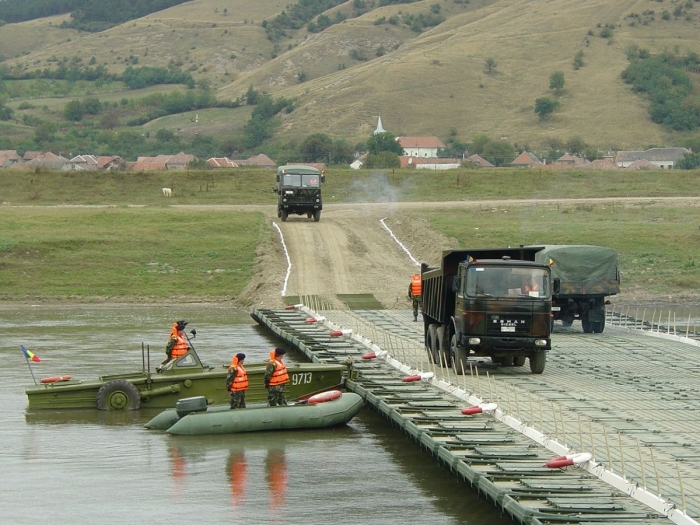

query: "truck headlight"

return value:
[535, 339, 548, 347]
[468, 337, 481, 345]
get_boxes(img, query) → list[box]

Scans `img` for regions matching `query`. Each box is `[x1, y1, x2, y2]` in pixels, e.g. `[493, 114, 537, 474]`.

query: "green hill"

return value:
[2, 0, 699, 150]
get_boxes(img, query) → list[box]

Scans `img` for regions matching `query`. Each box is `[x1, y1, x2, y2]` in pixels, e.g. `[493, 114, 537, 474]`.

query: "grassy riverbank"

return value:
[1, 168, 699, 206]
[1, 168, 699, 303]
[0, 207, 264, 302]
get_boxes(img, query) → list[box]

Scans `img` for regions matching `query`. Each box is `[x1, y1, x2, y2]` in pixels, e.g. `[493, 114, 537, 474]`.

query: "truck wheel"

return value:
[529, 351, 546, 374]
[426, 325, 440, 365]
[593, 317, 606, 333]
[96, 379, 141, 410]
[437, 325, 452, 367]
[281, 210, 288, 222]
[313, 210, 321, 222]
[513, 356, 526, 367]
[581, 316, 593, 333]
[561, 319, 574, 327]
[451, 334, 469, 375]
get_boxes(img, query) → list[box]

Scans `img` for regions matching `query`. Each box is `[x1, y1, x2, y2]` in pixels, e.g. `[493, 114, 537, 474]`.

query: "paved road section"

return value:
[252, 307, 700, 525]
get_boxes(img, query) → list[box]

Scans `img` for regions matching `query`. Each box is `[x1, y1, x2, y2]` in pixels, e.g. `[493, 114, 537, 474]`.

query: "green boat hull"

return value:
[149, 392, 363, 435]
[25, 349, 349, 410]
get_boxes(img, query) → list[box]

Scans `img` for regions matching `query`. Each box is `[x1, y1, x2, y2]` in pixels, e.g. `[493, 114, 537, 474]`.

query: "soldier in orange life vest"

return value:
[226, 353, 248, 409]
[159, 320, 191, 371]
[264, 348, 289, 406]
[408, 273, 422, 322]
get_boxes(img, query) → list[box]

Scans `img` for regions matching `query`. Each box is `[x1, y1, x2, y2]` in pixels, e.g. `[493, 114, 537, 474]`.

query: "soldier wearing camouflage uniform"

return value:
[264, 348, 289, 406]
[226, 353, 248, 409]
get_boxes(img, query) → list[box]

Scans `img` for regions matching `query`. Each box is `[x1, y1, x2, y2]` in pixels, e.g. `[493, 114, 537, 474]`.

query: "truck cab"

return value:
[274, 165, 325, 222]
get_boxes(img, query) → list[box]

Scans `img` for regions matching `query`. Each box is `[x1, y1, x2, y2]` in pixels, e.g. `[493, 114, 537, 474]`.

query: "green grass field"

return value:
[0, 167, 699, 302]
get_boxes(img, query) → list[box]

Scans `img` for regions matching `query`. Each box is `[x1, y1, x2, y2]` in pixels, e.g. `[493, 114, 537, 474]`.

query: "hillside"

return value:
[1, 0, 699, 150]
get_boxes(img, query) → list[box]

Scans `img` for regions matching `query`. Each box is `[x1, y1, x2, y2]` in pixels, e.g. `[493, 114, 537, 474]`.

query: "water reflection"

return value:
[266, 448, 287, 512]
[227, 450, 247, 507]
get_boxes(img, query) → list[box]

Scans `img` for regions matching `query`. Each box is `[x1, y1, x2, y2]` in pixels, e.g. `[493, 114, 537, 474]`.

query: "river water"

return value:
[2, 305, 513, 525]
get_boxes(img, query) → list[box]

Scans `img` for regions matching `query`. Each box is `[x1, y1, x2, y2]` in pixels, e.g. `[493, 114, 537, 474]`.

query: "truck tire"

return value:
[529, 351, 546, 374]
[426, 324, 440, 365]
[451, 334, 469, 375]
[593, 317, 606, 333]
[313, 210, 321, 222]
[581, 315, 593, 333]
[437, 325, 452, 367]
[281, 210, 288, 222]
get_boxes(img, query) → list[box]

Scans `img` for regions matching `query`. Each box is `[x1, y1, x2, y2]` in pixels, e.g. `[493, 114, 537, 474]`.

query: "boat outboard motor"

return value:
[175, 396, 208, 418]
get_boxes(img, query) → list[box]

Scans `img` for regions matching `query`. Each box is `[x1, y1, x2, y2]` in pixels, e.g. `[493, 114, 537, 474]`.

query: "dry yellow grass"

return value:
[2, 0, 699, 149]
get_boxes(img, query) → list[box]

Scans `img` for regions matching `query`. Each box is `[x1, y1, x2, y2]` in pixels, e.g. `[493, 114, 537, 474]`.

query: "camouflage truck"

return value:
[273, 165, 325, 222]
[530, 245, 620, 334]
[421, 248, 554, 375]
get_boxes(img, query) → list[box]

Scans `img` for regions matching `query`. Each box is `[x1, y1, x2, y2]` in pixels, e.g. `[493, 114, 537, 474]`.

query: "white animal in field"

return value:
[162, 187, 172, 197]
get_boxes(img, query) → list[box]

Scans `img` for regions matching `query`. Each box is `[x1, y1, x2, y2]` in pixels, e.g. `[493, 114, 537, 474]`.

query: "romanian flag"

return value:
[548, 258, 555, 267]
[21, 345, 41, 362]
[465, 254, 475, 262]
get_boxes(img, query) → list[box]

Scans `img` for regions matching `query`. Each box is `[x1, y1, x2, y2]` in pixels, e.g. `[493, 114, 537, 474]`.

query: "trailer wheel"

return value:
[426, 325, 440, 364]
[561, 318, 574, 327]
[307, 212, 312, 218]
[451, 334, 469, 375]
[529, 351, 546, 374]
[513, 356, 526, 367]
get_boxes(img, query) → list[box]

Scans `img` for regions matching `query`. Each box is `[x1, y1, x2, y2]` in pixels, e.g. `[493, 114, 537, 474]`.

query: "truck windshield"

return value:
[465, 266, 550, 299]
[281, 173, 321, 188]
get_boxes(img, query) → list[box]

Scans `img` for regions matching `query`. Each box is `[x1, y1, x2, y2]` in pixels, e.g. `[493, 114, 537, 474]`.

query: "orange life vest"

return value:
[411, 274, 422, 297]
[171, 333, 189, 358]
[268, 353, 289, 387]
[229, 356, 249, 392]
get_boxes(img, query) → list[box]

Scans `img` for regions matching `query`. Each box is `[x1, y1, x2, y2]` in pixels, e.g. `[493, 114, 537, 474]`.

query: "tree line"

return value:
[0, 0, 191, 31]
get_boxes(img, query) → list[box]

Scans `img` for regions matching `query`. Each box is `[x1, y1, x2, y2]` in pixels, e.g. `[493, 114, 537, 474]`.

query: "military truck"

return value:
[273, 165, 325, 222]
[530, 245, 620, 334]
[421, 248, 554, 375]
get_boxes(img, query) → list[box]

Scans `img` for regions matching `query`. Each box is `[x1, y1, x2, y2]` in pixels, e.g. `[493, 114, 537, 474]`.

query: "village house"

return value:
[510, 151, 544, 168]
[615, 147, 690, 169]
[463, 154, 494, 168]
[26, 152, 70, 170]
[397, 136, 446, 158]
[0, 150, 23, 168]
[231, 153, 276, 168]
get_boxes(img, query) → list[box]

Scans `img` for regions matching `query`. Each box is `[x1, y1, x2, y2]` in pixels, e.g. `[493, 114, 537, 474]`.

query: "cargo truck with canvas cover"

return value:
[421, 248, 554, 375]
[531, 245, 620, 334]
[274, 165, 325, 222]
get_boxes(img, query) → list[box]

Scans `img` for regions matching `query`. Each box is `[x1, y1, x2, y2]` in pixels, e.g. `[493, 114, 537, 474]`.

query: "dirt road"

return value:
[234, 197, 700, 310]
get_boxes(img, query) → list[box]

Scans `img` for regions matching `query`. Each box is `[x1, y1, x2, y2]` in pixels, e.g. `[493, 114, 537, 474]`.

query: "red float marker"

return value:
[545, 452, 592, 468]
[461, 402, 497, 415]
[402, 374, 422, 382]
[330, 329, 353, 337]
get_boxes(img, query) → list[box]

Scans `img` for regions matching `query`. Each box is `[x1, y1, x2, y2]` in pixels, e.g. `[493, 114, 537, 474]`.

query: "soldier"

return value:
[264, 348, 289, 406]
[408, 274, 422, 322]
[158, 320, 190, 371]
[226, 353, 248, 409]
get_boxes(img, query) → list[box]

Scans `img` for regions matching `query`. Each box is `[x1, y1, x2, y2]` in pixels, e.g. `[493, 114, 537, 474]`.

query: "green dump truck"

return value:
[421, 248, 554, 375]
[274, 165, 325, 222]
[530, 245, 620, 334]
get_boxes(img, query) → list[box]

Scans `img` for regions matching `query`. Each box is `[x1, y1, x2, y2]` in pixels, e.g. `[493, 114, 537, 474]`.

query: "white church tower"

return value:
[374, 116, 385, 134]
